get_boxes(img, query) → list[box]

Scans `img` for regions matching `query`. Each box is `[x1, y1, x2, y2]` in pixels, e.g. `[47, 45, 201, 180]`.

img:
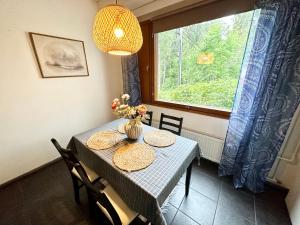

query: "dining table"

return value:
[68, 118, 201, 225]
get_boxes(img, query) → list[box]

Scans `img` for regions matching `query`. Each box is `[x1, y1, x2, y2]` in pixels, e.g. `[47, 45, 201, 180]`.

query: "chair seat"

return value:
[71, 161, 99, 182]
[97, 184, 138, 225]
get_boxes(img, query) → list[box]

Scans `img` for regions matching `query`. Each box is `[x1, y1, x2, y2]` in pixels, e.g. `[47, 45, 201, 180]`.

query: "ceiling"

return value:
[97, 0, 157, 12]
[97, 0, 208, 21]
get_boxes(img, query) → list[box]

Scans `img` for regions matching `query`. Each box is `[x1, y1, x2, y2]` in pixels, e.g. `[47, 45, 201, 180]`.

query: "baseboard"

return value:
[0, 157, 62, 189]
[265, 180, 289, 197]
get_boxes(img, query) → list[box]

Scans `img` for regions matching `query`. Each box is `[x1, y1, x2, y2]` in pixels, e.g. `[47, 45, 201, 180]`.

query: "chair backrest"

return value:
[142, 111, 153, 126]
[159, 113, 183, 135]
[51, 139, 121, 225]
[51, 138, 79, 171]
[74, 163, 122, 225]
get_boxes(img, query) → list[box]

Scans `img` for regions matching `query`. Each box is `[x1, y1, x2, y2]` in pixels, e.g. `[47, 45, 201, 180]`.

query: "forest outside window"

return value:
[154, 10, 260, 114]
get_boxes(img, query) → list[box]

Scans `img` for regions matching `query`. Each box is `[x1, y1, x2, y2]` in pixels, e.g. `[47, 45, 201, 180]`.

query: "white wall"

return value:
[269, 105, 300, 188]
[285, 158, 300, 225]
[274, 106, 300, 225]
[146, 105, 229, 139]
[0, 0, 122, 185]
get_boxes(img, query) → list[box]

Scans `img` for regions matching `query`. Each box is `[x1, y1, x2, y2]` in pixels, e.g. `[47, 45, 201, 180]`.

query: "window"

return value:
[154, 10, 260, 115]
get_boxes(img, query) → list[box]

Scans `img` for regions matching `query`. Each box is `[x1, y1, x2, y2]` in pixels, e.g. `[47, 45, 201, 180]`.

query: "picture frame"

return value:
[29, 32, 89, 78]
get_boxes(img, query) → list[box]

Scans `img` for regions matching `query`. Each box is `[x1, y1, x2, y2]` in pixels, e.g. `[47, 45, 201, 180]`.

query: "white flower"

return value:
[129, 108, 136, 115]
[121, 94, 130, 100]
[119, 104, 128, 109]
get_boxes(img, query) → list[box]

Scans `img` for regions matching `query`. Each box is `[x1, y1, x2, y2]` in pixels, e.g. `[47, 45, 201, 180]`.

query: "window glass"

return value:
[155, 10, 260, 111]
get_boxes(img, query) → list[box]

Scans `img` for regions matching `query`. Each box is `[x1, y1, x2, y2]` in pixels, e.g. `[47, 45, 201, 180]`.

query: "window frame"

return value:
[138, 21, 231, 119]
[137, 0, 256, 120]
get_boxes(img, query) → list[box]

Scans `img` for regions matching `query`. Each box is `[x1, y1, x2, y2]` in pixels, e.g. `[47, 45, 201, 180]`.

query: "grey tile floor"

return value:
[0, 159, 292, 225]
[164, 160, 291, 225]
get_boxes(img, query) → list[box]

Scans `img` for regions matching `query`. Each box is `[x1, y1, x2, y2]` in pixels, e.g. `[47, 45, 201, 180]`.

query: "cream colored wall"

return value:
[275, 106, 300, 225]
[0, 0, 122, 185]
[146, 105, 229, 139]
[285, 161, 300, 225]
[269, 105, 300, 187]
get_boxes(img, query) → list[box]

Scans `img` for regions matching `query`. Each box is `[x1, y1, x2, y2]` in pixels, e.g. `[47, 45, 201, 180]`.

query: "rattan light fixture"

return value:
[93, 2, 143, 56]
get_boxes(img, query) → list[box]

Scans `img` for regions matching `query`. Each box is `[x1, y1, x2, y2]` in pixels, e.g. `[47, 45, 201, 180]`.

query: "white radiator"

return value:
[151, 121, 224, 163]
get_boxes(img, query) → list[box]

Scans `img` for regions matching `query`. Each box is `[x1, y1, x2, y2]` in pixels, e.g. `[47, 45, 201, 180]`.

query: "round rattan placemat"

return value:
[87, 131, 122, 150]
[143, 130, 176, 147]
[113, 143, 155, 172]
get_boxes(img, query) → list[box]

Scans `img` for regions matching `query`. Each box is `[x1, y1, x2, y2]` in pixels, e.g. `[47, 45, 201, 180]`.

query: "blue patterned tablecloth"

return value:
[68, 118, 200, 225]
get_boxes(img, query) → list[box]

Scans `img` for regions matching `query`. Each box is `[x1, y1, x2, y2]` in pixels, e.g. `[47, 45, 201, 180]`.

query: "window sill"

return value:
[150, 100, 230, 119]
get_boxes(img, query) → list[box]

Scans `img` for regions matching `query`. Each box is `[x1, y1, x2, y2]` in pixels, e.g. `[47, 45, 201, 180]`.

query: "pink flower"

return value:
[137, 105, 147, 115]
[112, 98, 120, 104]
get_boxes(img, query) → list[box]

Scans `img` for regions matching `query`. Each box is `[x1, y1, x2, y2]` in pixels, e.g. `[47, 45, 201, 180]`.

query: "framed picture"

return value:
[29, 32, 89, 78]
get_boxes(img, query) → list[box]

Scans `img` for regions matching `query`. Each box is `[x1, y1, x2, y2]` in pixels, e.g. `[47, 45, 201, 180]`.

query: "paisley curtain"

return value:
[219, 0, 300, 193]
[121, 54, 142, 106]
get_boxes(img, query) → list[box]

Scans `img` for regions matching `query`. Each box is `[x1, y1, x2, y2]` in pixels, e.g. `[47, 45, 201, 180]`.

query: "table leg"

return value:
[185, 162, 193, 196]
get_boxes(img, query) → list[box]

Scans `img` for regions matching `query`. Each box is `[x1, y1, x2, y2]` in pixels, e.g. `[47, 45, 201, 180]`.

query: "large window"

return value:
[154, 10, 259, 113]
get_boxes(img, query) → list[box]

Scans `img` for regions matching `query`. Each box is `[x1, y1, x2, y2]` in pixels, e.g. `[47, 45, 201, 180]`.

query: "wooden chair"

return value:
[159, 113, 183, 135]
[51, 138, 100, 203]
[142, 111, 153, 126]
[74, 163, 148, 225]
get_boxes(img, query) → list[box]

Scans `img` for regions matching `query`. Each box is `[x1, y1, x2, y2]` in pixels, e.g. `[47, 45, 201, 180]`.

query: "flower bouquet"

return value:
[112, 94, 148, 139]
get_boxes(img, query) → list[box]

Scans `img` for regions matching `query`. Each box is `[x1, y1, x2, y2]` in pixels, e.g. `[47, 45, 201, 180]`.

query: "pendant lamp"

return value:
[93, 1, 143, 56]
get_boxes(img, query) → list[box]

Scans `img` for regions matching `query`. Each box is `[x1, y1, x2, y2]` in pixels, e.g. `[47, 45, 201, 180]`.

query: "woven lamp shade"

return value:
[93, 4, 143, 56]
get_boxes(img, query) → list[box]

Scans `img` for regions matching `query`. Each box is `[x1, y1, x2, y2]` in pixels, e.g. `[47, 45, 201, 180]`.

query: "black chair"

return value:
[142, 111, 153, 126]
[52, 139, 148, 225]
[74, 163, 148, 225]
[159, 113, 183, 135]
[51, 138, 100, 203]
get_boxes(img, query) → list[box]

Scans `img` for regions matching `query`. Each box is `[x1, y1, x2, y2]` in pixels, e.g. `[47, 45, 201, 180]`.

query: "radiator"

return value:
[151, 121, 224, 163]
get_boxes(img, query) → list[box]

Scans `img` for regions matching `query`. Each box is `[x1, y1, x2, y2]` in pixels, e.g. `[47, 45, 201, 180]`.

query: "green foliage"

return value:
[157, 11, 256, 111]
[159, 78, 238, 110]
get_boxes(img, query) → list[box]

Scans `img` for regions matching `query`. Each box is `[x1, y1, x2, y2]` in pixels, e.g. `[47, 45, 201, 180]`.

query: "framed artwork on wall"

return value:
[29, 32, 89, 78]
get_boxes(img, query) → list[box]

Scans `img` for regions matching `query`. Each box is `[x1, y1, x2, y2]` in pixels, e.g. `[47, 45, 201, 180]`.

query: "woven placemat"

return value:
[143, 130, 176, 147]
[117, 123, 125, 134]
[113, 143, 155, 172]
[87, 131, 123, 150]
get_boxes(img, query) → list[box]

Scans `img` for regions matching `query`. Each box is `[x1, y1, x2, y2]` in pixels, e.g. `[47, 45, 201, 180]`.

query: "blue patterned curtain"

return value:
[219, 0, 300, 193]
[121, 54, 142, 106]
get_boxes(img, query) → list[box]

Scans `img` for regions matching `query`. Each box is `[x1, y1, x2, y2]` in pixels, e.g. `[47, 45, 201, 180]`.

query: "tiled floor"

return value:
[0, 159, 292, 225]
